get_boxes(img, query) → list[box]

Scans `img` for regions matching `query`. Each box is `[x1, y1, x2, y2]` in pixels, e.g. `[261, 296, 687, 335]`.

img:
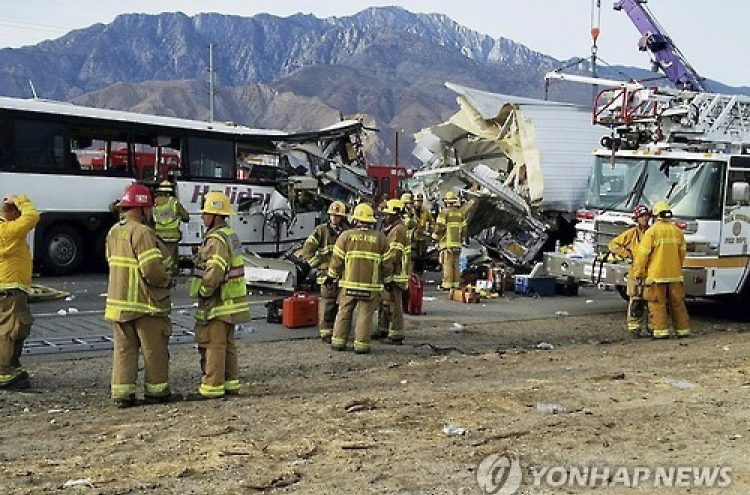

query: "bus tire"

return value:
[42, 224, 83, 275]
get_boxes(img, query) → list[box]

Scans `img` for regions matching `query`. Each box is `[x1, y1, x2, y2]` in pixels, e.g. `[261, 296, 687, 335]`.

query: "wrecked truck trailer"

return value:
[410, 82, 604, 271]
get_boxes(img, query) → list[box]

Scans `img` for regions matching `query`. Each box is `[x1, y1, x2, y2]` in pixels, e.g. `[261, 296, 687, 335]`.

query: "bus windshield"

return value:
[585, 155, 724, 219]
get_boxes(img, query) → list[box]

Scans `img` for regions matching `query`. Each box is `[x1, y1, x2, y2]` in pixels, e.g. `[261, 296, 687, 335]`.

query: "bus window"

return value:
[0, 119, 11, 170]
[188, 137, 233, 179]
[14, 120, 67, 171]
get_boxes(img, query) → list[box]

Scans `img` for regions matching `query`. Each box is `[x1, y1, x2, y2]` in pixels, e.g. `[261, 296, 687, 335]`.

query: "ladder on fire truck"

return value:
[593, 87, 750, 152]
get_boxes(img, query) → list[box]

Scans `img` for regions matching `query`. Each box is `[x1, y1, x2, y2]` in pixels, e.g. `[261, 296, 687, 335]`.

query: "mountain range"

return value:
[1, 7, 747, 164]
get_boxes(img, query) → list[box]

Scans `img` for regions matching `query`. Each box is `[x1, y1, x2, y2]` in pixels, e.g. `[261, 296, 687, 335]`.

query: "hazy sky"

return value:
[1, 1, 747, 87]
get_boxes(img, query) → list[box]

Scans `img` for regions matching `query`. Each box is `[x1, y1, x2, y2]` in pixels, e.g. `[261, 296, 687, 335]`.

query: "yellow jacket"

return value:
[434, 206, 465, 250]
[384, 220, 411, 288]
[607, 226, 646, 261]
[631, 220, 686, 283]
[104, 218, 172, 322]
[192, 225, 250, 324]
[328, 227, 392, 292]
[0, 195, 40, 292]
[299, 222, 345, 283]
[153, 196, 189, 243]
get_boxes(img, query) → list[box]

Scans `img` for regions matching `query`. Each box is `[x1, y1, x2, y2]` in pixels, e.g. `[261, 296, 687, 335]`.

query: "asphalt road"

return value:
[22, 271, 744, 359]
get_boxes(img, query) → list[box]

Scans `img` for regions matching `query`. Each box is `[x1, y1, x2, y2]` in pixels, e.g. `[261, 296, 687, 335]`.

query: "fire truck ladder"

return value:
[594, 89, 750, 152]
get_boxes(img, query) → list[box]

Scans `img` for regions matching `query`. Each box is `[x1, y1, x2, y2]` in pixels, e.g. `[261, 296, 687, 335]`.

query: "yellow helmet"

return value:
[327, 201, 346, 217]
[351, 203, 376, 224]
[652, 200, 672, 218]
[400, 193, 413, 204]
[201, 191, 235, 216]
[382, 198, 404, 215]
[444, 191, 459, 204]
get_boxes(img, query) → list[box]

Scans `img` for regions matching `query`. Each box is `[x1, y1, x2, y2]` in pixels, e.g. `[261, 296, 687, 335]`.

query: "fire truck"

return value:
[366, 164, 414, 201]
[543, 86, 750, 301]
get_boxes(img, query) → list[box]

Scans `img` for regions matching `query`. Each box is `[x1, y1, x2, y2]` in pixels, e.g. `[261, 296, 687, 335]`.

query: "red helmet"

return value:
[633, 204, 650, 219]
[119, 184, 153, 208]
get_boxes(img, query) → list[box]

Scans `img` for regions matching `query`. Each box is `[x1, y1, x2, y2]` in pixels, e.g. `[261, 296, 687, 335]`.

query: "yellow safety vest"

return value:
[190, 226, 250, 322]
[153, 197, 182, 242]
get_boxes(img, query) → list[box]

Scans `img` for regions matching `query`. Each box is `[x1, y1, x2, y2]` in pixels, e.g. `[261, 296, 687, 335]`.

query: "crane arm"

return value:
[614, 0, 708, 92]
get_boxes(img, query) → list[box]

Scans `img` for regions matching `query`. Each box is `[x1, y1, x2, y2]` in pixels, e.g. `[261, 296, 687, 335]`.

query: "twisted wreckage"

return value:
[409, 82, 603, 271]
[250, 82, 608, 290]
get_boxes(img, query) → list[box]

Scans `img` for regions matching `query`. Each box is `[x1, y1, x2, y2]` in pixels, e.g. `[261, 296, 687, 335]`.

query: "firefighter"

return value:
[152, 180, 190, 276]
[188, 191, 250, 400]
[608, 205, 652, 336]
[631, 200, 691, 339]
[326, 203, 392, 354]
[0, 194, 40, 390]
[433, 191, 465, 291]
[298, 201, 348, 342]
[374, 199, 410, 344]
[411, 192, 433, 273]
[105, 184, 180, 407]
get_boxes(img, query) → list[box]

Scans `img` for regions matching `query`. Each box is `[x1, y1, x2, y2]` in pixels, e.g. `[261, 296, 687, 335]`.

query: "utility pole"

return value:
[208, 43, 216, 122]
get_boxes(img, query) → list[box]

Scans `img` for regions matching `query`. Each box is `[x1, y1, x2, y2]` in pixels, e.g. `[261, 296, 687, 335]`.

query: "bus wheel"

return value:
[42, 225, 83, 275]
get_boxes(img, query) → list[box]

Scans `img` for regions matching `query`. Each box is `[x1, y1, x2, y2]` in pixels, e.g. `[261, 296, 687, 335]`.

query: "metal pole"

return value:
[208, 43, 215, 122]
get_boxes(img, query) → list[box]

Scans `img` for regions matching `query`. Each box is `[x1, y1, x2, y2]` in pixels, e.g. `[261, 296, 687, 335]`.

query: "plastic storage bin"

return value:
[514, 275, 556, 296]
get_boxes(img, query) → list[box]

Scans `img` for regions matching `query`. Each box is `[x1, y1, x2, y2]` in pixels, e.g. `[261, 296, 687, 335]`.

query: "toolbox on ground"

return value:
[282, 292, 319, 328]
[514, 275, 556, 296]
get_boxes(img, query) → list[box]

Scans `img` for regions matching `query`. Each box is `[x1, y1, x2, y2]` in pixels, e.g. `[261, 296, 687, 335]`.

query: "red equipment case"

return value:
[406, 273, 424, 315]
[282, 292, 319, 328]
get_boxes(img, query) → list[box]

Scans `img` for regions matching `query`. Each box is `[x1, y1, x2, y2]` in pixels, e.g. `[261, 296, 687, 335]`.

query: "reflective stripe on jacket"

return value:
[607, 226, 644, 260]
[153, 197, 188, 242]
[299, 222, 343, 284]
[384, 220, 411, 287]
[328, 227, 392, 292]
[104, 220, 172, 322]
[0, 195, 40, 292]
[190, 225, 250, 323]
[631, 220, 686, 283]
[435, 206, 465, 250]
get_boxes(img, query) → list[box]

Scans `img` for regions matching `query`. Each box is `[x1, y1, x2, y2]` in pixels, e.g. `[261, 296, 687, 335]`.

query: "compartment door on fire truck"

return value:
[721, 163, 750, 256]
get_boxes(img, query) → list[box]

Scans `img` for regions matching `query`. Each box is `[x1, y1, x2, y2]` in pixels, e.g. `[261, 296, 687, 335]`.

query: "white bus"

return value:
[0, 96, 365, 274]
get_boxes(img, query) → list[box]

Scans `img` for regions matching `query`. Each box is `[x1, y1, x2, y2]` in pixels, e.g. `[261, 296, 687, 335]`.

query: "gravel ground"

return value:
[1, 310, 749, 494]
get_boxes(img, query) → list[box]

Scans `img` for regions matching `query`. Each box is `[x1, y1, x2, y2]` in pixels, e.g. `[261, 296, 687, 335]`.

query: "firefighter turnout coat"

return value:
[300, 222, 345, 284]
[434, 206, 465, 250]
[190, 226, 250, 324]
[384, 220, 410, 289]
[104, 219, 172, 321]
[328, 227, 392, 293]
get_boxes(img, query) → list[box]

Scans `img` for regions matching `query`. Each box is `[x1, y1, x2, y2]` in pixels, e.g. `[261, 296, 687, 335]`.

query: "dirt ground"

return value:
[1, 309, 749, 495]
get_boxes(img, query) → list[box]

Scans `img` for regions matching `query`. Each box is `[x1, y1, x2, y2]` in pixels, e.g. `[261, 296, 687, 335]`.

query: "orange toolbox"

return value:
[282, 292, 319, 329]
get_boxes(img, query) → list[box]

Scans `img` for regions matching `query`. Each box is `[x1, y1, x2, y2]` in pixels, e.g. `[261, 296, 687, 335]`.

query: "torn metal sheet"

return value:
[243, 253, 298, 292]
[411, 82, 603, 270]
